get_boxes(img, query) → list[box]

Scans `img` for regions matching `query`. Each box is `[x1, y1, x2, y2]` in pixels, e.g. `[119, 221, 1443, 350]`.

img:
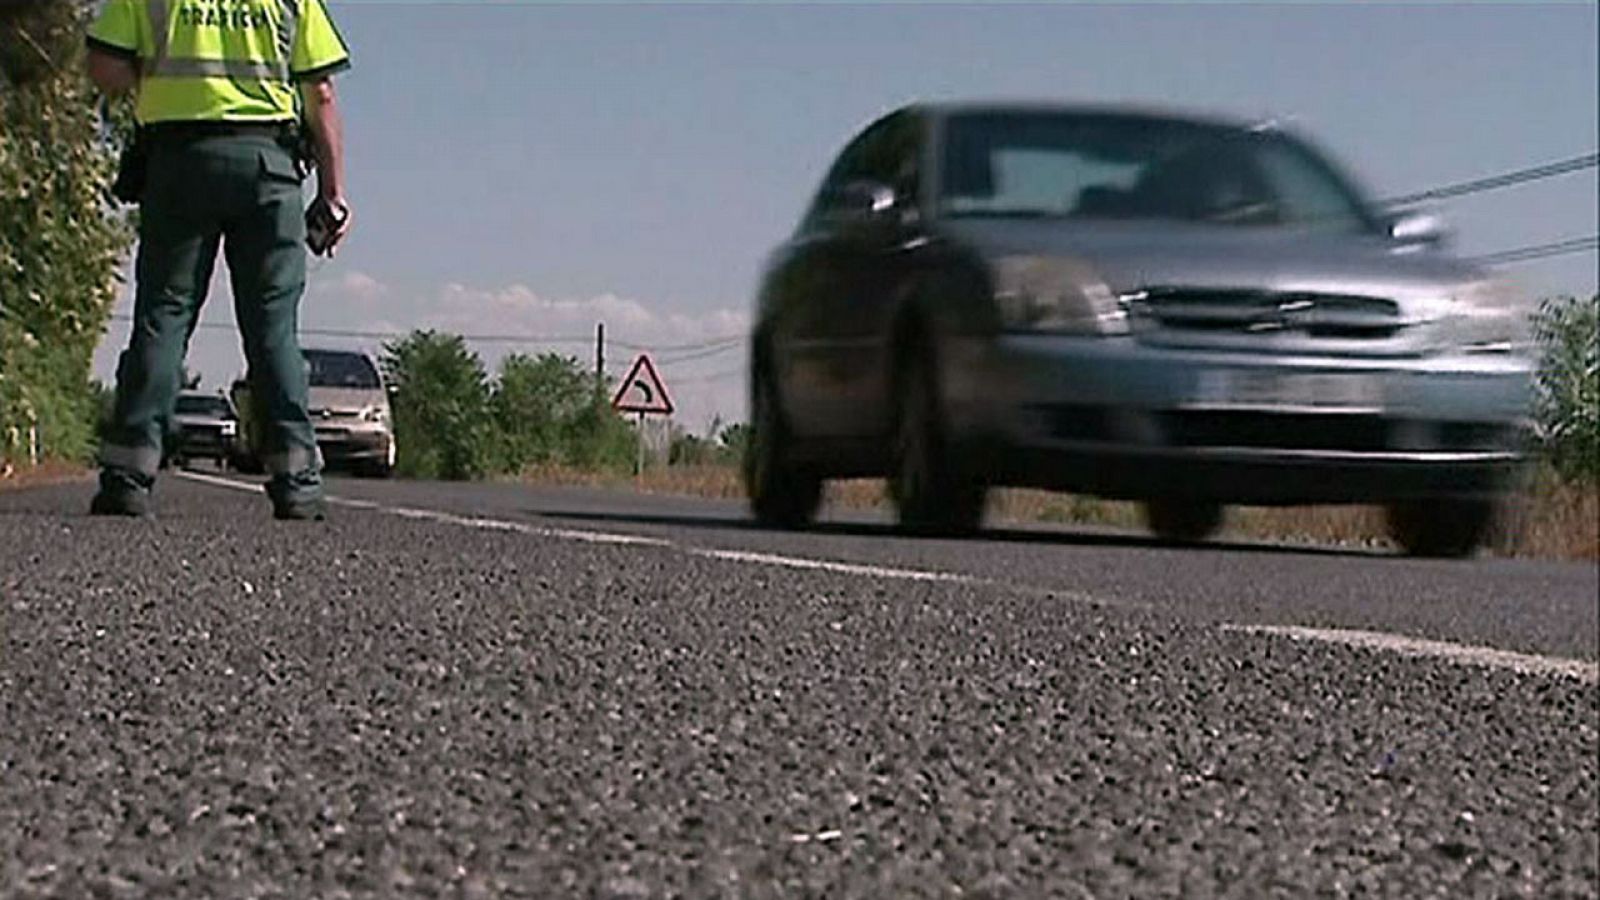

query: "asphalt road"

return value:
[1, 473, 1595, 898]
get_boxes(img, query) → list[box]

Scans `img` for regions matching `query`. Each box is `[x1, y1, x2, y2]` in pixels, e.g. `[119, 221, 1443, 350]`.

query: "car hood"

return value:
[307, 386, 385, 414]
[937, 219, 1487, 301]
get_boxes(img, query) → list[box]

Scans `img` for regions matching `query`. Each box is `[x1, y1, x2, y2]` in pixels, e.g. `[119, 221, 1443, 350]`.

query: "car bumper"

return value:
[176, 427, 238, 459]
[313, 422, 393, 464]
[945, 334, 1534, 504]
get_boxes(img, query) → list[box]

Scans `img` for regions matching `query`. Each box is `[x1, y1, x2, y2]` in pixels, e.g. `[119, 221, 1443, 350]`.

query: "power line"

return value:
[1471, 234, 1599, 266]
[1380, 152, 1599, 207]
[654, 338, 744, 365]
[669, 365, 746, 385]
[105, 314, 745, 355]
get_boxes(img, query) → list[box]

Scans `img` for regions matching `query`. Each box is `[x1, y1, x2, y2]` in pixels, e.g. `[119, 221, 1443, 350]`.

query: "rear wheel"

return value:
[1386, 498, 1496, 558]
[745, 369, 822, 529]
[889, 347, 985, 536]
[1143, 499, 1224, 544]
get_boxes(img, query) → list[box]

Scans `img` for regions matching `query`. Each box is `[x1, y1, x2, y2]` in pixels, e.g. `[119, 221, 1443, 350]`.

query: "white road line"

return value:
[175, 470, 1597, 684]
[688, 547, 975, 583]
[177, 470, 259, 493]
[176, 471, 674, 547]
[1224, 624, 1600, 684]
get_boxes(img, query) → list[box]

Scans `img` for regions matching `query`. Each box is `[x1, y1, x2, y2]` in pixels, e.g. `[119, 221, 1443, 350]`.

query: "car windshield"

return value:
[941, 112, 1374, 232]
[304, 350, 381, 389]
[174, 395, 233, 417]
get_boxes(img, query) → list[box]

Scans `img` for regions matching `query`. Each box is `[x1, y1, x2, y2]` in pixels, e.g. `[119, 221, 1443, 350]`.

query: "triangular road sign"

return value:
[611, 353, 675, 415]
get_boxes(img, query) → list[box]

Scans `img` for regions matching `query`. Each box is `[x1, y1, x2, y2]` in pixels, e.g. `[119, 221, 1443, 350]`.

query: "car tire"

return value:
[1386, 498, 1496, 558]
[362, 440, 397, 479]
[890, 346, 985, 536]
[745, 367, 822, 529]
[1144, 499, 1224, 544]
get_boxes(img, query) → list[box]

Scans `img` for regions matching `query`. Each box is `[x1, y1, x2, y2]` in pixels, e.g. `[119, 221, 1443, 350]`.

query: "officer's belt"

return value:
[143, 120, 296, 143]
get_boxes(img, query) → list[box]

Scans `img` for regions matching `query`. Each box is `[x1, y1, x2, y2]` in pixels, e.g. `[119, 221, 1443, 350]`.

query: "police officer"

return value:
[86, 0, 352, 519]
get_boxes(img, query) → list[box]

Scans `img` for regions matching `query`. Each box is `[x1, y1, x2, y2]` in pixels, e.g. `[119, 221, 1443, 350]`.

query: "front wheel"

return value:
[362, 438, 397, 479]
[744, 370, 822, 529]
[889, 348, 985, 536]
[1386, 498, 1497, 558]
[1143, 499, 1224, 544]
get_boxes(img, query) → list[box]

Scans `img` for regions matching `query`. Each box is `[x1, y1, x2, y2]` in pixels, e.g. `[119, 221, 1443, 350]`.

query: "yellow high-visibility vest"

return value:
[88, 0, 351, 124]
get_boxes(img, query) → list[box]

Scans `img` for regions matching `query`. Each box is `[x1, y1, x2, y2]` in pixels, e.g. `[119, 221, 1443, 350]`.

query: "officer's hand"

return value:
[323, 195, 353, 256]
[306, 195, 353, 257]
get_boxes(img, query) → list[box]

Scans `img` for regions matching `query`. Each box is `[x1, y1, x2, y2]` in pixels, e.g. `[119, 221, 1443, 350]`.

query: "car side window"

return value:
[805, 112, 922, 228]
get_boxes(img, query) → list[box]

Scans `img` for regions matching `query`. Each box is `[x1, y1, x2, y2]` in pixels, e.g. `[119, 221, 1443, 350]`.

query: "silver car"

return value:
[304, 348, 397, 478]
[744, 102, 1533, 556]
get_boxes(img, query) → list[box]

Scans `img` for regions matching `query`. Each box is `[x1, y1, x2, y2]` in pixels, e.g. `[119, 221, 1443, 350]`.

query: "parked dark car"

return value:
[167, 390, 242, 469]
[744, 102, 1533, 556]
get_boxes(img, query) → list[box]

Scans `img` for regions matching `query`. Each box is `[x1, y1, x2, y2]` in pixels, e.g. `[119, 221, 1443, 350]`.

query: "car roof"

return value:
[899, 99, 1262, 132]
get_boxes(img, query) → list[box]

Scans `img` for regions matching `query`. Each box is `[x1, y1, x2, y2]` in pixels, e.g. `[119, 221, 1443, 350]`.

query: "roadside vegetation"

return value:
[1, 0, 132, 470]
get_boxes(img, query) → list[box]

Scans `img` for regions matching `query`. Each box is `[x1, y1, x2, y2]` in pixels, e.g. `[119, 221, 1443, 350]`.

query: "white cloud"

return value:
[335, 270, 389, 305]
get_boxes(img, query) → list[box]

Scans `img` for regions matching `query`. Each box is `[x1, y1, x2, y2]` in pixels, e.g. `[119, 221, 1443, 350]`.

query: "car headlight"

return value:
[991, 255, 1130, 336]
[1437, 280, 1533, 353]
[220, 421, 237, 437]
[361, 405, 389, 424]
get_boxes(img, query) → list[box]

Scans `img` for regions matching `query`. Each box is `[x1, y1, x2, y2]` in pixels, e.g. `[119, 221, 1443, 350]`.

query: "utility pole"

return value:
[594, 322, 605, 402]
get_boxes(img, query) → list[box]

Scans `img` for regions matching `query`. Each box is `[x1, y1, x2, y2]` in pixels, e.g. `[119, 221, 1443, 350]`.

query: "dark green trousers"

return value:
[99, 133, 321, 503]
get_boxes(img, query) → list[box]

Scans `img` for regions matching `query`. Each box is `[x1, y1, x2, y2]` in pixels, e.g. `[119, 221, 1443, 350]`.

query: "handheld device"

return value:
[305, 196, 349, 257]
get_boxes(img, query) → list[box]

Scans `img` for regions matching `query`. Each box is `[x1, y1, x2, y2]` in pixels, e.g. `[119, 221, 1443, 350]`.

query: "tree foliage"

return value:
[492, 351, 591, 470]
[379, 333, 643, 481]
[380, 331, 495, 480]
[1, 0, 134, 464]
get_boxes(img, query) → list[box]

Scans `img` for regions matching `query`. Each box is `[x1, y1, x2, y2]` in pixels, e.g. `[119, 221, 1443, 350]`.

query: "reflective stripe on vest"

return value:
[275, 0, 299, 75]
[154, 57, 289, 79]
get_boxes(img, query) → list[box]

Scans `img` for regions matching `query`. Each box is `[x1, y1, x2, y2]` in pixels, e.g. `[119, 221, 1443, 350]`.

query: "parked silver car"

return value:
[744, 102, 1533, 556]
[303, 348, 396, 478]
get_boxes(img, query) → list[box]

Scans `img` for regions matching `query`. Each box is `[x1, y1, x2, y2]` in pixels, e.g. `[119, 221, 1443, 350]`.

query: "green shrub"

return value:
[1, 0, 134, 467]
[492, 352, 593, 472]
[1532, 294, 1599, 482]
[380, 331, 495, 480]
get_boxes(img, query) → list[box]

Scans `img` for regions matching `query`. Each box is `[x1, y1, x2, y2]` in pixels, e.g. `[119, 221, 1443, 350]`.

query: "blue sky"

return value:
[96, 1, 1600, 431]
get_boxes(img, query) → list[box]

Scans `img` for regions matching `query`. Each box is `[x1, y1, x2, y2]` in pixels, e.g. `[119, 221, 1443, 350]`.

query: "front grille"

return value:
[1163, 411, 1391, 452]
[1131, 288, 1404, 341]
[1161, 411, 1517, 453]
[1030, 404, 1518, 454]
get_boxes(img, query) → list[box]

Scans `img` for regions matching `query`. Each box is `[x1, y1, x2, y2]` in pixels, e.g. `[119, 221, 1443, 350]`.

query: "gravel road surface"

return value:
[2, 474, 1594, 898]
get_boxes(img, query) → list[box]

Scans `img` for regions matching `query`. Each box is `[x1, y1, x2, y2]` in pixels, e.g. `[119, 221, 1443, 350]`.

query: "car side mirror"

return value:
[1385, 210, 1451, 249]
[828, 179, 899, 227]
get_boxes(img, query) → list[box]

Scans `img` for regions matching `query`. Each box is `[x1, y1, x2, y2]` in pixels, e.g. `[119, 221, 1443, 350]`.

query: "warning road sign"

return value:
[611, 353, 675, 415]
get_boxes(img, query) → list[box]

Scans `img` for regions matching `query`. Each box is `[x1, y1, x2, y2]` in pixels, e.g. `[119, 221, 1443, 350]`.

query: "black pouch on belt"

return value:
[110, 126, 147, 204]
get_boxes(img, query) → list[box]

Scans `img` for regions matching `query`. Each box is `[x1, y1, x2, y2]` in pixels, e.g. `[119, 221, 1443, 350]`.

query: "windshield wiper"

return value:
[945, 208, 1064, 220]
[1203, 200, 1280, 225]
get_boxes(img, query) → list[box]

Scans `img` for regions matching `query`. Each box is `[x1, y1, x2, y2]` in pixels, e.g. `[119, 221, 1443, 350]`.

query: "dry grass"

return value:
[0, 459, 92, 491]
[517, 462, 1600, 561]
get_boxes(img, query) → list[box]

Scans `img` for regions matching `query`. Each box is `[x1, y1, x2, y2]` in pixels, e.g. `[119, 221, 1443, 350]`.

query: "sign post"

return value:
[611, 353, 675, 480]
